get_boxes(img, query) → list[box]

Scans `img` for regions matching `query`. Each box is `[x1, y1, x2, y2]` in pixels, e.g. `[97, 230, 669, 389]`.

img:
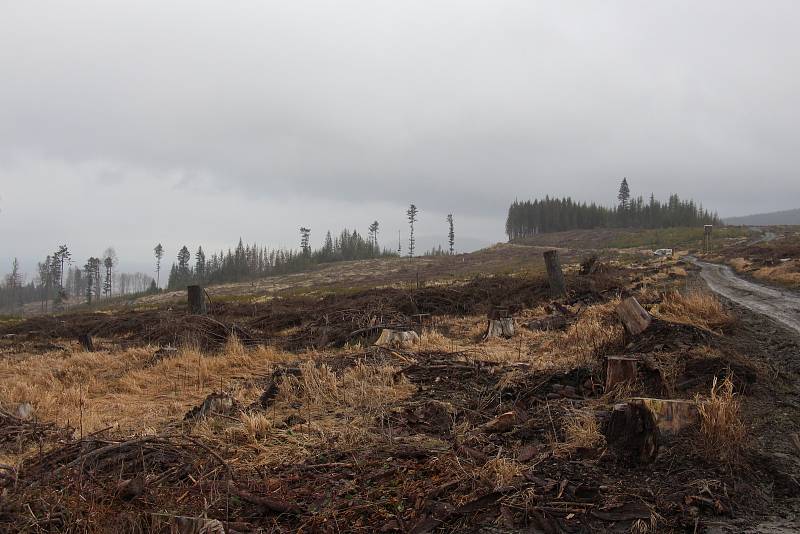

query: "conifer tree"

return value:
[406, 204, 418, 258]
[446, 214, 455, 254]
[617, 177, 630, 209]
[368, 221, 380, 254]
[300, 227, 311, 256]
[154, 243, 164, 287]
[195, 246, 206, 281]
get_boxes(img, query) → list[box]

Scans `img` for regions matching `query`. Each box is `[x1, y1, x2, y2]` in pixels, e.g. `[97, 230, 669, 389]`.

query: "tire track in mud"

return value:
[688, 257, 800, 335]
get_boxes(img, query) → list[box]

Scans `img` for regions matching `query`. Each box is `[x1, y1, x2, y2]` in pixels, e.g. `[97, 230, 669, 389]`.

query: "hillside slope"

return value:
[724, 207, 800, 226]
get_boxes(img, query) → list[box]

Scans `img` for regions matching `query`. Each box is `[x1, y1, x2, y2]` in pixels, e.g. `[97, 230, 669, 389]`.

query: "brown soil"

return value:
[1, 256, 799, 532]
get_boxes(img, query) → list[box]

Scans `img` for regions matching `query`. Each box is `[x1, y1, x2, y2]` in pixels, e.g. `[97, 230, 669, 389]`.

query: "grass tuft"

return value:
[655, 290, 735, 331]
[695, 375, 746, 462]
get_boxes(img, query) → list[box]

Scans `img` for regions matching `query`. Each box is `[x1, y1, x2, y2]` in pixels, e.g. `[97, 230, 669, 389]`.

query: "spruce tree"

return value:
[406, 204, 418, 258]
[195, 246, 206, 282]
[617, 177, 630, 210]
[300, 227, 311, 256]
[368, 221, 379, 254]
[154, 243, 164, 287]
[446, 214, 455, 254]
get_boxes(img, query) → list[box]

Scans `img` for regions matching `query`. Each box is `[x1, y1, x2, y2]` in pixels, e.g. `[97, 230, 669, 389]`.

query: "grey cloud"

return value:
[1, 0, 799, 268]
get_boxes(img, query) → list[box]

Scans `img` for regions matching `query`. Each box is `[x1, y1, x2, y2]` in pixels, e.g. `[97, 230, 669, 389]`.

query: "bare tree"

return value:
[5, 258, 22, 309]
[406, 204, 418, 258]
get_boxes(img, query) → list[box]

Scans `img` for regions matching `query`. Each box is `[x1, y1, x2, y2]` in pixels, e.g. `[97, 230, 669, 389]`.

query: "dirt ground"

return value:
[1, 250, 800, 533]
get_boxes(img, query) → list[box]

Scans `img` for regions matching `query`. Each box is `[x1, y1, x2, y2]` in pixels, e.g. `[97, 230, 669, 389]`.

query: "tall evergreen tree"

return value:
[195, 246, 206, 281]
[299, 227, 311, 256]
[406, 204, 418, 258]
[154, 243, 164, 287]
[617, 177, 631, 209]
[368, 221, 380, 254]
[446, 214, 455, 254]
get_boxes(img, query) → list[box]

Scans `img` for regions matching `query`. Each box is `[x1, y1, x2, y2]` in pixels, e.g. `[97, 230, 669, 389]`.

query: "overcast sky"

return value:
[2, 1, 799, 277]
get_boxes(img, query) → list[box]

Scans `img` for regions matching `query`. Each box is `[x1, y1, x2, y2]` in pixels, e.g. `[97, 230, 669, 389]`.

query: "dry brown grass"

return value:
[277, 360, 412, 413]
[476, 457, 524, 489]
[0, 338, 287, 436]
[695, 376, 746, 461]
[553, 409, 606, 457]
[655, 290, 735, 331]
[752, 262, 800, 289]
[452, 300, 624, 370]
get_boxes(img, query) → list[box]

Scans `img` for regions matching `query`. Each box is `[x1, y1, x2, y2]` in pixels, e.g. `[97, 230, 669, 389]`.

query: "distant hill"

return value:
[724, 208, 800, 226]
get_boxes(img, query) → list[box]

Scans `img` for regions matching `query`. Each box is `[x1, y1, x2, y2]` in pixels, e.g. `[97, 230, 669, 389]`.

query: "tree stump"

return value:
[605, 356, 640, 390]
[485, 318, 515, 339]
[629, 398, 699, 434]
[375, 329, 420, 349]
[77, 333, 95, 352]
[187, 285, 207, 315]
[543, 250, 567, 298]
[615, 297, 651, 335]
[605, 402, 659, 464]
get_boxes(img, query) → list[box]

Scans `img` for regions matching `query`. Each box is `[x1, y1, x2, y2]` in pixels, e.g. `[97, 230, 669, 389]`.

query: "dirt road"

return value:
[689, 257, 800, 335]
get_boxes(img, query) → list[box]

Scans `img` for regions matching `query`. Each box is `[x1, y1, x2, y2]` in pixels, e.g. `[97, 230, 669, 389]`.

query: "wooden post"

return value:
[703, 225, 713, 253]
[187, 285, 207, 315]
[543, 250, 567, 298]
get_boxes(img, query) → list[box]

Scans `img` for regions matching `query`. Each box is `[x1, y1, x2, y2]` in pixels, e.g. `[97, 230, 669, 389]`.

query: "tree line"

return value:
[505, 178, 720, 240]
[2, 205, 458, 310]
[165, 227, 396, 290]
[165, 209, 458, 289]
[0, 245, 156, 311]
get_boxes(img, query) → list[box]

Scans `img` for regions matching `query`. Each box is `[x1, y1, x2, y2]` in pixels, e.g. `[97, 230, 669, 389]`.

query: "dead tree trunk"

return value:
[543, 250, 567, 298]
[187, 285, 207, 315]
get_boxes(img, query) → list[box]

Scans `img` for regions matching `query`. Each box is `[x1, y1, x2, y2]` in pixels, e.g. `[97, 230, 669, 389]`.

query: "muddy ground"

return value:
[1, 256, 799, 533]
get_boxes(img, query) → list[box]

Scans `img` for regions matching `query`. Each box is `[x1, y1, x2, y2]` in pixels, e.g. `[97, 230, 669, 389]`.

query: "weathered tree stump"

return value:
[543, 250, 567, 298]
[616, 297, 651, 335]
[78, 333, 95, 352]
[375, 329, 420, 349]
[187, 285, 207, 315]
[605, 356, 640, 390]
[485, 318, 515, 339]
[629, 398, 699, 434]
[605, 402, 659, 464]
